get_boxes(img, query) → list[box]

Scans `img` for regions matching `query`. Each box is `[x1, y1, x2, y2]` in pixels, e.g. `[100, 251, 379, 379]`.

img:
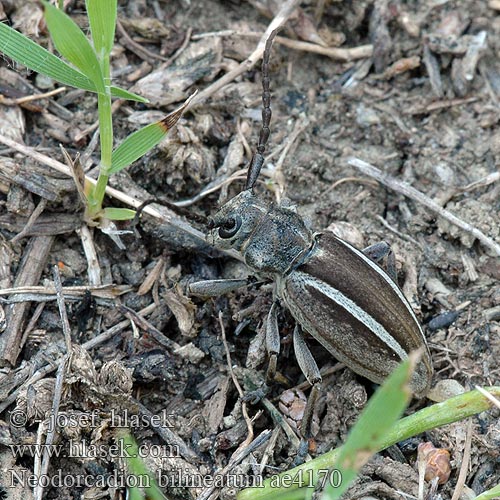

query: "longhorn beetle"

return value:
[188, 29, 433, 461]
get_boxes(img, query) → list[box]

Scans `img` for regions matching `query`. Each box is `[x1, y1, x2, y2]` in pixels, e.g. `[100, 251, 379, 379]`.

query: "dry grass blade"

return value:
[450, 420, 473, 500]
[52, 265, 73, 352]
[474, 386, 500, 409]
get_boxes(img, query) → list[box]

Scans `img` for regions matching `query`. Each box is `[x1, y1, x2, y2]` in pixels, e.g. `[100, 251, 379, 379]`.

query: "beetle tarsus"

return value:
[242, 385, 269, 405]
[292, 438, 310, 467]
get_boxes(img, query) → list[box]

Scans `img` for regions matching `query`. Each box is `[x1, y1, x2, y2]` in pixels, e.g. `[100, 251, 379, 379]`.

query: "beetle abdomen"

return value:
[279, 232, 432, 397]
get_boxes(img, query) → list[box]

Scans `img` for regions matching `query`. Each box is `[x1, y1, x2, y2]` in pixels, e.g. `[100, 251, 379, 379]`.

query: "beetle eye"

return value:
[218, 215, 242, 239]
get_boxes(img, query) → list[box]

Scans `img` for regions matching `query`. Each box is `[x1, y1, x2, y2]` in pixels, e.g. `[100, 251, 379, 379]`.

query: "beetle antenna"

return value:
[244, 28, 279, 191]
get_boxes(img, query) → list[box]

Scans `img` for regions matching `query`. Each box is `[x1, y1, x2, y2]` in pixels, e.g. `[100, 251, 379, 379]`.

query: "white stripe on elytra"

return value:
[295, 270, 408, 360]
[333, 236, 423, 334]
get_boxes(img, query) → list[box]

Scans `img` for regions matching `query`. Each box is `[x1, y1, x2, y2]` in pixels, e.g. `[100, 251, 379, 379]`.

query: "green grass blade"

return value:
[0, 23, 143, 101]
[238, 386, 500, 500]
[86, 0, 117, 58]
[110, 86, 148, 103]
[474, 484, 500, 500]
[321, 354, 416, 500]
[0, 22, 97, 91]
[110, 121, 166, 174]
[109, 93, 195, 174]
[102, 207, 136, 221]
[237, 357, 415, 500]
[120, 433, 166, 500]
[42, 1, 105, 93]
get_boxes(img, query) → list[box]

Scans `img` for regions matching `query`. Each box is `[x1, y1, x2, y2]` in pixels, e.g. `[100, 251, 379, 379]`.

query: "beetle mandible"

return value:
[189, 28, 433, 459]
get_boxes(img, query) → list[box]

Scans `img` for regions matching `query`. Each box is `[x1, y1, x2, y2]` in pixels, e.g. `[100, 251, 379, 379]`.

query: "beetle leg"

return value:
[293, 324, 322, 465]
[243, 300, 281, 404]
[265, 301, 280, 384]
[363, 241, 397, 283]
[188, 278, 249, 297]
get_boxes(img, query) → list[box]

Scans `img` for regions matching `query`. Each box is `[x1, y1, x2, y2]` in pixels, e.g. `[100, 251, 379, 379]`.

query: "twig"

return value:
[6, 87, 67, 105]
[218, 311, 254, 447]
[460, 171, 500, 193]
[274, 118, 308, 203]
[321, 176, 379, 197]
[164, 27, 193, 67]
[34, 266, 74, 500]
[451, 419, 473, 500]
[0, 284, 130, 301]
[375, 214, 423, 248]
[34, 354, 68, 500]
[118, 303, 180, 351]
[52, 265, 73, 352]
[136, 402, 199, 462]
[116, 19, 170, 63]
[260, 397, 301, 448]
[10, 198, 47, 243]
[82, 303, 156, 350]
[77, 225, 102, 286]
[271, 35, 372, 61]
[191, 30, 372, 61]
[18, 302, 46, 354]
[474, 385, 500, 409]
[190, 0, 302, 106]
[347, 157, 500, 256]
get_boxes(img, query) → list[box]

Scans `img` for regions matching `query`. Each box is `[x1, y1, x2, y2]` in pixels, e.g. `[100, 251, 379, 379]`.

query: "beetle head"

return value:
[207, 190, 267, 251]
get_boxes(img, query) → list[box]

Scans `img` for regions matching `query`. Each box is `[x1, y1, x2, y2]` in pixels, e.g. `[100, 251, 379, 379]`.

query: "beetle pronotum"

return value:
[189, 28, 433, 461]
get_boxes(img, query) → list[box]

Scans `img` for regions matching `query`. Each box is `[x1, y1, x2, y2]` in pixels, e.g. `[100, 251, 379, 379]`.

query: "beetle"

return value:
[188, 28, 433, 460]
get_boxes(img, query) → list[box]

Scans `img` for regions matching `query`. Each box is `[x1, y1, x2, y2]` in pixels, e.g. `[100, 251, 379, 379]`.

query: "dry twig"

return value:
[0, 132, 230, 258]
[10, 198, 47, 243]
[451, 420, 473, 500]
[474, 386, 500, 409]
[34, 359, 67, 500]
[218, 311, 255, 447]
[191, 30, 372, 61]
[34, 275, 72, 500]
[52, 265, 73, 352]
[347, 157, 500, 256]
[116, 19, 170, 63]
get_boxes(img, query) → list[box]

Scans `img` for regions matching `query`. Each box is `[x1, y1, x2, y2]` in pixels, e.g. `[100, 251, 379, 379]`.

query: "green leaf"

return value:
[109, 93, 195, 174]
[42, 1, 105, 93]
[0, 23, 145, 101]
[86, 0, 117, 58]
[102, 207, 136, 221]
[0, 22, 97, 92]
[110, 121, 167, 174]
[110, 86, 148, 103]
[321, 354, 416, 500]
[120, 433, 165, 500]
[474, 484, 500, 500]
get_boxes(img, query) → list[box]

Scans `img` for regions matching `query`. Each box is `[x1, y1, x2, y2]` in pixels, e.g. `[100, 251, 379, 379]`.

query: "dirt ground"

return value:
[0, 1, 499, 499]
